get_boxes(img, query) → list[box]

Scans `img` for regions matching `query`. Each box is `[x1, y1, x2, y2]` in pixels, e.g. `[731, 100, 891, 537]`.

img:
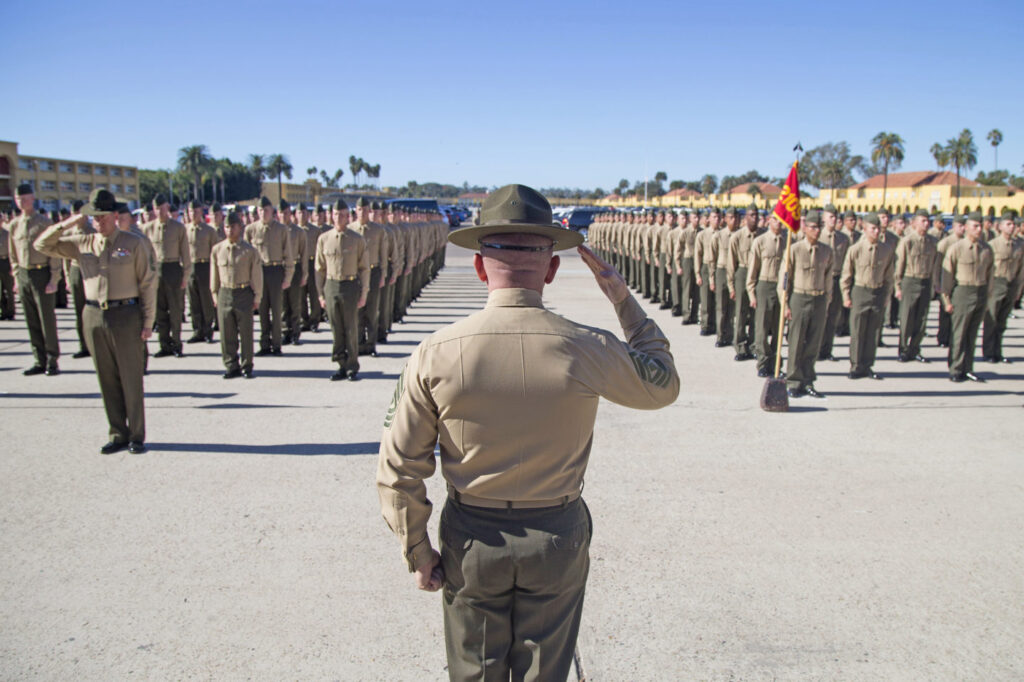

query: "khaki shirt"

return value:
[727, 227, 762, 294]
[779, 239, 834, 303]
[377, 288, 679, 571]
[287, 223, 307, 280]
[186, 221, 221, 262]
[144, 218, 192, 281]
[820, 228, 851, 279]
[381, 222, 402, 270]
[34, 223, 157, 328]
[746, 230, 788, 300]
[314, 228, 369, 299]
[941, 239, 994, 306]
[63, 216, 96, 277]
[840, 238, 896, 301]
[680, 225, 699, 258]
[210, 239, 263, 308]
[894, 231, 939, 293]
[299, 222, 320, 262]
[127, 225, 156, 269]
[694, 227, 717, 267]
[0, 223, 8, 258]
[9, 212, 61, 284]
[715, 228, 735, 269]
[245, 219, 295, 283]
[989, 234, 1024, 300]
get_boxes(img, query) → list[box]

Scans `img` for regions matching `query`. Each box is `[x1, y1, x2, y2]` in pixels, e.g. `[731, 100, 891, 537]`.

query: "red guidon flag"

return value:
[772, 161, 800, 233]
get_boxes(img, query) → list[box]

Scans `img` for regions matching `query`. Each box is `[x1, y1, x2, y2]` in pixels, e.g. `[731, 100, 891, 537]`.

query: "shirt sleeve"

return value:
[137, 238, 158, 329]
[209, 246, 221, 299]
[179, 224, 193, 281]
[315, 236, 327, 297]
[250, 250, 263, 309]
[33, 220, 82, 261]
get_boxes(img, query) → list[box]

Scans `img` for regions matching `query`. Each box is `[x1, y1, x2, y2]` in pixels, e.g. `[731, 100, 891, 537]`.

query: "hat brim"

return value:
[447, 222, 584, 251]
[81, 203, 122, 217]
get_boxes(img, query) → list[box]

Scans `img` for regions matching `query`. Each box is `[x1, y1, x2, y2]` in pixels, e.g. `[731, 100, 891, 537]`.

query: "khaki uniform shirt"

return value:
[186, 221, 221, 262]
[381, 222, 402, 271]
[210, 239, 263, 308]
[34, 224, 157, 328]
[694, 227, 717, 267]
[894, 231, 939, 295]
[314, 228, 369, 299]
[746, 230, 789, 300]
[989, 234, 1024, 301]
[820, 228, 851, 280]
[727, 227, 762, 294]
[779, 239, 834, 304]
[377, 287, 679, 570]
[9, 212, 60, 284]
[0, 223, 9, 258]
[840, 238, 896, 301]
[715, 228, 734, 269]
[245, 219, 295, 283]
[351, 220, 384, 268]
[144, 218, 192, 281]
[62, 216, 96, 278]
[299, 223, 320, 264]
[127, 225, 156, 269]
[941, 239, 994, 306]
[287, 223, 307, 281]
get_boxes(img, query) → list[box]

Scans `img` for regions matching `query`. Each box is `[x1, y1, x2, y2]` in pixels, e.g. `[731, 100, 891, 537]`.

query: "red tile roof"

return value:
[663, 188, 703, 199]
[849, 171, 978, 190]
[724, 181, 782, 195]
[603, 193, 622, 200]
[458, 192, 489, 200]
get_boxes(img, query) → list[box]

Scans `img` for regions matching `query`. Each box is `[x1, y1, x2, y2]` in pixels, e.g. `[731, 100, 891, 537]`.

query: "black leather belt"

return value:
[28, 264, 49, 269]
[194, 258, 210, 263]
[264, 261, 283, 266]
[86, 297, 138, 310]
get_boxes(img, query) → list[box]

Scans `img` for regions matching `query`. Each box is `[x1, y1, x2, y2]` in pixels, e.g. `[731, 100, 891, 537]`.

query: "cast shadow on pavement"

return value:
[825, 389, 1023, 399]
[146, 441, 378, 456]
[1, 391, 236, 400]
[146, 368, 399, 380]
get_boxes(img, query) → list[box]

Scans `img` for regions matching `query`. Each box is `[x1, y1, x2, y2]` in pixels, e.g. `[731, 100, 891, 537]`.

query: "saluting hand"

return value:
[578, 245, 628, 304]
[414, 550, 444, 592]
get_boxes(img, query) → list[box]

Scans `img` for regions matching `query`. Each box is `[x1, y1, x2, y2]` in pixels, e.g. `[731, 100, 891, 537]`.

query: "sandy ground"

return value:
[1, 244, 1022, 681]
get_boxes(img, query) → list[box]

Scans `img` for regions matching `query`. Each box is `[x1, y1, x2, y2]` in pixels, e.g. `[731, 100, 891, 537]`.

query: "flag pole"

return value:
[772, 145, 803, 380]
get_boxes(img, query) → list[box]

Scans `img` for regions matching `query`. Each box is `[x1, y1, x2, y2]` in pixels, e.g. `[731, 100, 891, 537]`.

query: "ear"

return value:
[473, 253, 488, 282]
[544, 254, 560, 284]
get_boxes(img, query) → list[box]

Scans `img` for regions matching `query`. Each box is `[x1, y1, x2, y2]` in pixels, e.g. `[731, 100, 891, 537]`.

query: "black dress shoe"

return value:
[282, 335, 292, 345]
[877, 340, 887, 347]
[300, 324, 311, 332]
[819, 354, 837, 362]
[866, 371, 883, 380]
[714, 341, 728, 347]
[1001, 357, 1012, 364]
[23, 365, 45, 376]
[659, 303, 672, 310]
[173, 349, 184, 358]
[848, 371, 864, 379]
[671, 309, 682, 317]
[207, 336, 217, 344]
[186, 336, 204, 344]
[787, 388, 806, 398]
[128, 441, 146, 454]
[222, 368, 242, 379]
[72, 349, 91, 359]
[805, 385, 827, 398]
[965, 372, 985, 383]
[915, 354, 930, 363]
[347, 371, 360, 382]
[242, 368, 254, 378]
[949, 373, 967, 383]
[271, 347, 283, 356]
[757, 368, 770, 378]
[255, 348, 271, 357]
[292, 338, 301, 346]
[153, 349, 173, 358]
[330, 370, 346, 381]
[45, 365, 60, 376]
[896, 354, 909, 363]
[100, 440, 128, 455]
[984, 356, 999, 363]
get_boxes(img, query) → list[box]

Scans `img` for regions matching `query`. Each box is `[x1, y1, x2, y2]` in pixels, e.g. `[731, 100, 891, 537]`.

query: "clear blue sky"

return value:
[6, 0, 1022, 191]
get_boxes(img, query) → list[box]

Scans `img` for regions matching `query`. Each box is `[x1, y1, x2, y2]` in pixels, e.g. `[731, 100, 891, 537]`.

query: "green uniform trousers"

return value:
[849, 285, 887, 375]
[217, 287, 255, 372]
[302, 258, 323, 328]
[359, 265, 382, 353]
[657, 253, 670, 304]
[948, 285, 986, 376]
[156, 262, 184, 353]
[393, 272, 408, 323]
[754, 280, 781, 375]
[936, 304, 952, 346]
[378, 264, 396, 341]
[188, 261, 216, 339]
[715, 266, 733, 345]
[818, 276, 843, 359]
[785, 292, 827, 390]
[258, 264, 284, 352]
[324, 279, 359, 373]
[982, 277, 1014, 360]
[680, 258, 698, 322]
[283, 265, 304, 342]
[898, 277, 931, 359]
[18, 267, 60, 367]
[733, 267, 754, 355]
[440, 497, 591, 682]
[84, 302, 145, 443]
[699, 263, 716, 333]
[0, 257, 15, 319]
[69, 264, 89, 351]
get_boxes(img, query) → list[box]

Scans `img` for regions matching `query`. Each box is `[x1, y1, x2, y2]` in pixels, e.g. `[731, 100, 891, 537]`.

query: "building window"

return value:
[111, 184, 122, 193]
[39, 160, 55, 172]
[61, 181, 74, 191]
[95, 183, 107, 190]
[41, 180, 56, 191]
[111, 168, 121, 177]
[79, 182, 91, 192]
[95, 166, 107, 176]
[126, 184, 136, 194]
[124, 169, 134, 178]
[18, 159, 33, 170]
[78, 164, 91, 174]
[60, 162, 74, 173]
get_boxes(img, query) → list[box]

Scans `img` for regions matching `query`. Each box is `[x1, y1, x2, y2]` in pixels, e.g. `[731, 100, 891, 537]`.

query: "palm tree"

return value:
[366, 164, 381, 189]
[177, 144, 211, 202]
[212, 160, 228, 204]
[986, 129, 1003, 171]
[930, 143, 948, 171]
[349, 155, 362, 187]
[700, 174, 718, 196]
[266, 154, 293, 200]
[247, 154, 267, 193]
[944, 129, 978, 214]
[870, 132, 905, 209]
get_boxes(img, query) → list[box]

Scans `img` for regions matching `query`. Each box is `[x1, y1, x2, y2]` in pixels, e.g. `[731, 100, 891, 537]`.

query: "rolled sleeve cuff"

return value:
[404, 535, 434, 573]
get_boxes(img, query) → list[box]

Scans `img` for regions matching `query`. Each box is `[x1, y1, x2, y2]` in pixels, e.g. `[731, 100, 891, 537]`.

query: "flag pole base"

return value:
[760, 377, 789, 412]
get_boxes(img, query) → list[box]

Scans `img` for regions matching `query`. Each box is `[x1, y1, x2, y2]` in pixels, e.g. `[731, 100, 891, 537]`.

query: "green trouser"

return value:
[681, 258, 697, 321]
[937, 305, 952, 346]
[69, 265, 88, 351]
[982, 277, 1013, 360]
[18, 267, 60, 367]
[715, 267, 733, 344]
[733, 267, 754, 355]
[818, 277, 842, 359]
[217, 287, 254, 372]
[188, 261, 216, 339]
[84, 303, 145, 443]
[0, 257, 14, 318]
[657, 254, 670, 303]
[302, 258, 322, 327]
[377, 264, 393, 341]
[393, 272, 408, 322]
[156, 262, 184, 353]
[849, 285, 886, 375]
[258, 264, 284, 352]
[640, 256, 651, 297]
[949, 285, 986, 375]
[324, 279, 359, 373]
[359, 266, 382, 353]
[754, 280, 781, 374]
[898, 277, 931, 359]
[699, 263, 716, 332]
[670, 265, 682, 314]
[440, 497, 591, 682]
[284, 265, 304, 342]
[785, 292, 826, 390]
[838, 303, 850, 336]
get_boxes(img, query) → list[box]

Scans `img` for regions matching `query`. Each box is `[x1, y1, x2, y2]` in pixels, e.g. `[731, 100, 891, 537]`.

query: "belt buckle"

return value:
[100, 300, 109, 310]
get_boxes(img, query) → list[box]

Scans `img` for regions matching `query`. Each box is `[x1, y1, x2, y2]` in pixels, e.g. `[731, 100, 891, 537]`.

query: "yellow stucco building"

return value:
[0, 140, 140, 212]
[816, 171, 1022, 216]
